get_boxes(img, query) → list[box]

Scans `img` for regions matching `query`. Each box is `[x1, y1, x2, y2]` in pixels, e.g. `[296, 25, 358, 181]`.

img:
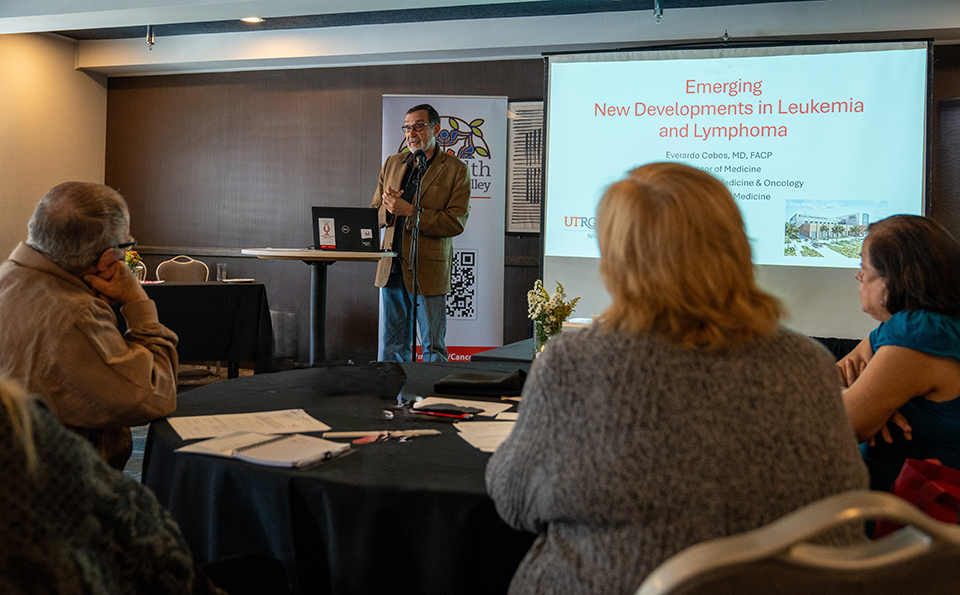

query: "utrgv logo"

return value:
[564, 216, 596, 229]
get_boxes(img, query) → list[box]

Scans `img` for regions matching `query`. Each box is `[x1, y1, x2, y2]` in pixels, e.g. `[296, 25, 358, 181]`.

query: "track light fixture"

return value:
[654, 0, 663, 24]
[146, 25, 155, 49]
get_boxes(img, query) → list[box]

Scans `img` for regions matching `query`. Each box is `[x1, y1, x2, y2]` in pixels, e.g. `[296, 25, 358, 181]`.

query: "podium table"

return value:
[241, 248, 394, 366]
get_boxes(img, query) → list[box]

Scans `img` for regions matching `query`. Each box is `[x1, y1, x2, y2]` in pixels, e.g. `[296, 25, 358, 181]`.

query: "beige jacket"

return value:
[371, 150, 470, 296]
[0, 243, 179, 468]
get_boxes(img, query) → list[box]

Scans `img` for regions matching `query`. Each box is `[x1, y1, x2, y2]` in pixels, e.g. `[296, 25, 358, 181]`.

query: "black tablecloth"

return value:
[473, 337, 859, 363]
[120, 282, 274, 374]
[143, 362, 535, 595]
[470, 338, 534, 363]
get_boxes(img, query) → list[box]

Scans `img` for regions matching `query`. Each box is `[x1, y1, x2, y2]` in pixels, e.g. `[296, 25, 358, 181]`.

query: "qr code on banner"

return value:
[446, 250, 476, 320]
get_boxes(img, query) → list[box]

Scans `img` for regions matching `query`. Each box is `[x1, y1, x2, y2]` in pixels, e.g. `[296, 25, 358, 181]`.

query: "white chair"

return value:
[636, 490, 960, 595]
[155, 255, 209, 282]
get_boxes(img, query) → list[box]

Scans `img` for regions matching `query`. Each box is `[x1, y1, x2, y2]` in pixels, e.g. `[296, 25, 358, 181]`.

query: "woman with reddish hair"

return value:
[487, 162, 867, 595]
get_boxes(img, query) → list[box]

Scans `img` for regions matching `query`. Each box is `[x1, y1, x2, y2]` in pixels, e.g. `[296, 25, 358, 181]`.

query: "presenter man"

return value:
[372, 103, 470, 362]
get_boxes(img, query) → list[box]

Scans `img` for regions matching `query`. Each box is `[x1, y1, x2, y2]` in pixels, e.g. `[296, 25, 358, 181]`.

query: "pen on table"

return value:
[322, 429, 442, 439]
[410, 410, 474, 420]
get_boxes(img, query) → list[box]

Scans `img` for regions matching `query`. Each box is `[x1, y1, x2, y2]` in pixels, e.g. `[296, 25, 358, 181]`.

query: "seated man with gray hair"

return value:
[0, 182, 178, 470]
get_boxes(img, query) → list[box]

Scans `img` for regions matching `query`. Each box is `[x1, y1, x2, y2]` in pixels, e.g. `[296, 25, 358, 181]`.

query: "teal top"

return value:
[861, 310, 960, 492]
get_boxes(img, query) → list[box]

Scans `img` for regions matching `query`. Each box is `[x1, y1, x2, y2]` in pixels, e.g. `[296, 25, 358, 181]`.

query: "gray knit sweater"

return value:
[486, 324, 868, 595]
[0, 399, 222, 594]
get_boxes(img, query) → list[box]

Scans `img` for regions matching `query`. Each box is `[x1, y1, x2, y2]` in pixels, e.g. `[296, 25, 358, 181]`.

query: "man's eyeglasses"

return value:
[400, 123, 431, 133]
[115, 239, 137, 251]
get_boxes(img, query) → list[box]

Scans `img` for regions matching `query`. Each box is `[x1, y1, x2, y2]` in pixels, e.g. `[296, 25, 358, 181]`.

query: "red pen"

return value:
[410, 409, 474, 420]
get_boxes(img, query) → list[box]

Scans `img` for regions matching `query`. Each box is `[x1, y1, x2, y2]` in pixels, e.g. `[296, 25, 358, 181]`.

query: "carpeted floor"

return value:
[123, 364, 253, 482]
[125, 424, 149, 482]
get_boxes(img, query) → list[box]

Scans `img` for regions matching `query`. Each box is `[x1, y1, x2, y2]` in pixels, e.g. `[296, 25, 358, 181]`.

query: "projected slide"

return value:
[544, 43, 928, 268]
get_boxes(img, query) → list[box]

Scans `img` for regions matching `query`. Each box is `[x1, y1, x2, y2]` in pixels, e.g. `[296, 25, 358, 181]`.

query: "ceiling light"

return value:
[240, 16, 264, 24]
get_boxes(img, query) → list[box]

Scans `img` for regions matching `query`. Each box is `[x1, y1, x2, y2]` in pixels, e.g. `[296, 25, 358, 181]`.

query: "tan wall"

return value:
[0, 32, 107, 259]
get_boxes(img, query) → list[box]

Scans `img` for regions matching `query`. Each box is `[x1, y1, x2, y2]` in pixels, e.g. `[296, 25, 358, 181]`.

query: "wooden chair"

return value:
[155, 255, 209, 282]
[637, 490, 960, 595]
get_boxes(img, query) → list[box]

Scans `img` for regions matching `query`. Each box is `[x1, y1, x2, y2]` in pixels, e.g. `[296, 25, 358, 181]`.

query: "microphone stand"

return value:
[408, 158, 426, 363]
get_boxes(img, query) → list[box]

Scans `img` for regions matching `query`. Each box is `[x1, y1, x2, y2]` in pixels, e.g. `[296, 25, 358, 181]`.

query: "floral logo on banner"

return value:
[397, 115, 491, 160]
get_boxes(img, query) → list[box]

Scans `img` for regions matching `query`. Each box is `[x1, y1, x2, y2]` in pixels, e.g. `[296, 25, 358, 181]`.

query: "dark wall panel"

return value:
[106, 60, 544, 364]
[932, 46, 960, 232]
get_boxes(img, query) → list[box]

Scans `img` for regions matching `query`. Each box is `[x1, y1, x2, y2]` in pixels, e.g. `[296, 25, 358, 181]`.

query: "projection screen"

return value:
[542, 41, 930, 339]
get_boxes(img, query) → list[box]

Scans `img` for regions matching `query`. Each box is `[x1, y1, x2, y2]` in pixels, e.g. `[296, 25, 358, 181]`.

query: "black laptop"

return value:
[311, 206, 380, 252]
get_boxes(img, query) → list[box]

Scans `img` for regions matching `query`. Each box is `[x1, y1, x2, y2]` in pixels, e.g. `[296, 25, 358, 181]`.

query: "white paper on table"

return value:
[453, 421, 515, 453]
[495, 411, 519, 421]
[175, 431, 349, 467]
[177, 431, 273, 455]
[168, 409, 331, 440]
[414, 396, 513, 418]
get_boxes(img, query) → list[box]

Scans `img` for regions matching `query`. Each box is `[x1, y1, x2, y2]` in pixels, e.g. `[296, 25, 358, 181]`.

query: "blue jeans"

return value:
[379, 270, 448, 362]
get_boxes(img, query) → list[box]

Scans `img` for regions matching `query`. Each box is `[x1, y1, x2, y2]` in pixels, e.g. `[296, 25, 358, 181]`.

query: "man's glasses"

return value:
[115, 239, 138, 251]
[400, 122, 431, 133]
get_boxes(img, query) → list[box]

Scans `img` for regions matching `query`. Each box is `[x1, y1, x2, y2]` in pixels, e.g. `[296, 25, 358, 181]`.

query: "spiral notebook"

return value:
[176, 431, 350, 468]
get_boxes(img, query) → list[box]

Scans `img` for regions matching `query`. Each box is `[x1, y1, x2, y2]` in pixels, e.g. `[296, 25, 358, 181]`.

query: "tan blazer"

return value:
[371, 150, 470, 296]
[0, 243, 179, 470]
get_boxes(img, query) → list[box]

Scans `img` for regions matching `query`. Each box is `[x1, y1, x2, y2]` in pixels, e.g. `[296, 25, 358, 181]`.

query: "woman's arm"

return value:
[842, 345, 938, 442]
[837, 337, 873, 388]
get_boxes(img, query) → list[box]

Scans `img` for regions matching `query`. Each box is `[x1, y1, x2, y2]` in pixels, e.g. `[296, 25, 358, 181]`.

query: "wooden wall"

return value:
[105, 44, 960, 366]
[105, 60, 544, 365]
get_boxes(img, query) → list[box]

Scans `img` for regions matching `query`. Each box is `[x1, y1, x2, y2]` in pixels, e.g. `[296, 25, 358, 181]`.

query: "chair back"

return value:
[156, 255, 209, 282]
[636, 490, 960, 595]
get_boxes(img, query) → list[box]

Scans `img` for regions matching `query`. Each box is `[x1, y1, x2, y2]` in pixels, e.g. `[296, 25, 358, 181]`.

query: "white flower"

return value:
[527, 280, 580, 340]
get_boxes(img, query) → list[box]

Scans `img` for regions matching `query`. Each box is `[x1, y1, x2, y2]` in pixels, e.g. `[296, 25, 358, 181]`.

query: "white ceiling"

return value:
[3, 0, 960, 77]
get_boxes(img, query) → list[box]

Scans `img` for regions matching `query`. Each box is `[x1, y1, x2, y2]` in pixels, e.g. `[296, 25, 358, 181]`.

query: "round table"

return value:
[143, 361, 535, 594]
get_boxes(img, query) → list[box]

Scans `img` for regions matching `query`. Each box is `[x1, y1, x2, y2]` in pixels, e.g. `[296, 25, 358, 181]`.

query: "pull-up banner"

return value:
[381, 94, 507, 361]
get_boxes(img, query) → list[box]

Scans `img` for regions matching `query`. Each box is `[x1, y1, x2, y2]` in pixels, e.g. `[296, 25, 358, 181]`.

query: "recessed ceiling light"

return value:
[240, 16, 264, 23]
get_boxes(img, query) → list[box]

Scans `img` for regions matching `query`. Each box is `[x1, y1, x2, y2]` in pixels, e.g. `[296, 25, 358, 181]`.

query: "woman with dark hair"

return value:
[486, 163, 867, 595]
[839, 214, 960, 492]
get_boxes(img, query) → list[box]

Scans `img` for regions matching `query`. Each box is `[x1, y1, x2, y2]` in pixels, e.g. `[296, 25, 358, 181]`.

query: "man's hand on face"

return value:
[83, 249, 149, 306]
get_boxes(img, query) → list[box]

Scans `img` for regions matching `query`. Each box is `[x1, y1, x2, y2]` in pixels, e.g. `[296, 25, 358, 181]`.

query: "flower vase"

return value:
[533, 321, 551, 358]
[133, 261, 147, 282]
